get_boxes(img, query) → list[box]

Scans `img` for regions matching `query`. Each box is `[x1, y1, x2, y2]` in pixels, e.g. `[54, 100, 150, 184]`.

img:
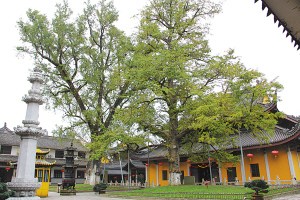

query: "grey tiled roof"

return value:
[0, 156, 87, 167]
[0, 124, 87, 152]
[0, 124, 21, 146]
[37, 136, 87, 152]
[103, 160, 127, 169]
[133, 146, 168, 160]
[103, 159, 145, 169]
[0, 154, 18, 163]
[130, 159, 146, 168]
[135, 122, 300, 160]
[47, 158, 88, 167]
[101, 169, 128, 175]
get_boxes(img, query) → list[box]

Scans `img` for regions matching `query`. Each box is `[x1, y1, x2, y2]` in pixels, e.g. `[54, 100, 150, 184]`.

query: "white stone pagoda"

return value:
[7, 67, 47, 199]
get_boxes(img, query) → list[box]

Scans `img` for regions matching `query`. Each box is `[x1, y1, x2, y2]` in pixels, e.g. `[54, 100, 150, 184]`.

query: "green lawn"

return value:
[120, 185, 251, 193]
[109, 185, 253, 199]
[49, 184, 93, 192]
[108, 185, 298, 199]
[48, 184, 297, 199]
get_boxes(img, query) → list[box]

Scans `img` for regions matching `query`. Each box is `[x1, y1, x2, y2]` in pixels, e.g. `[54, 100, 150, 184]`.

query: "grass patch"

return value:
[109, 185, 253, 199]
[112, 185, 252, 193]
[49, 184, 93, 192]
[108, 185, 299, 199]
[48, 184, 299, 199]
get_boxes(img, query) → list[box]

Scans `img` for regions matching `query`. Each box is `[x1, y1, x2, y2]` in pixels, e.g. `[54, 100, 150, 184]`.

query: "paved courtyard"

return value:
[273, 193, 300, 200]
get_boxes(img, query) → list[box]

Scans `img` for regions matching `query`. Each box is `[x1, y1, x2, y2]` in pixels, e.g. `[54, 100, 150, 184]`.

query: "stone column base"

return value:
[7, 178, 41, 198]
[7, 197, 40, 200]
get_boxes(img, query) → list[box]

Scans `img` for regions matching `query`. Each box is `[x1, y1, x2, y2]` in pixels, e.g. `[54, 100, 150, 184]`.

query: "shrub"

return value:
[93, 183, 108, 194]
[0, 182, 14, 200]
[244, 180, 269, 195]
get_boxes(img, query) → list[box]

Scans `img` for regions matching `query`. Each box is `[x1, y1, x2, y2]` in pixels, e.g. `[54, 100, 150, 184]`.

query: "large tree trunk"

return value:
[85, 160, 100, 185]
[168, 119, 181, 185]
[168, 137, 181, 185]
[168, 88, 181, 185]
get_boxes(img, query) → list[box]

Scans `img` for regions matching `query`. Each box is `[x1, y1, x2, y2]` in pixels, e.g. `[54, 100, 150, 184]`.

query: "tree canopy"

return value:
[17, 0, 140, 145]
[17, 0, 283, 185]
[125, 0, 282, 184]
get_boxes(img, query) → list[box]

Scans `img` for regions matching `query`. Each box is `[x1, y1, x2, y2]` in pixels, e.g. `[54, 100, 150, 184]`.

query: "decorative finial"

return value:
[4, 122, 6, 128]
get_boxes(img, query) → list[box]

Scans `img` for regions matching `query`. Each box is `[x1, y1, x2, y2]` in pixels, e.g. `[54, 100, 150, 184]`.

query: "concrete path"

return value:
[44, 192, 131, 200]
[273, 194, 300, 200]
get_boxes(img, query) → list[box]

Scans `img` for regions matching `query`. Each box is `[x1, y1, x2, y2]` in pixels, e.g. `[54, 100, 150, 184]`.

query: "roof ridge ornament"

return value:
[284, 121, 300, 135]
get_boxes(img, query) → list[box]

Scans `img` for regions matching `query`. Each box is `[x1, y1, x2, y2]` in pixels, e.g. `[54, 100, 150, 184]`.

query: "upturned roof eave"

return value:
[255, 0, 300, 50]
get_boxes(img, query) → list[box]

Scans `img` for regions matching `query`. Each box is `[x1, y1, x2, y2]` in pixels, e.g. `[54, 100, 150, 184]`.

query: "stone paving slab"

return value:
[44, 192, 132, 200]
[272, 194, 300, 200]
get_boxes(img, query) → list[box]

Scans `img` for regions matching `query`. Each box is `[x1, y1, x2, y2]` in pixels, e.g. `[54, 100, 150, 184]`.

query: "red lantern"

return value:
[61, 169, 65, 173]
[145, 163, 149, 167]
[158, 162, 163, 166]
[247, 153, 254, 161]
[5, 167, 10, 171]
[271, 150, 279, 158]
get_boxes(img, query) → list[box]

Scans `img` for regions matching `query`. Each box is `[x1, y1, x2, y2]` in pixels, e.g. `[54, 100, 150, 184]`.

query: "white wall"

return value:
[11, 145, 19, 155]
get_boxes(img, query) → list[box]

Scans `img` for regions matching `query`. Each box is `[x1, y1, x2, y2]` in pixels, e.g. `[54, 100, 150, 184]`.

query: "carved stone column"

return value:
[7, 67, 47, 200]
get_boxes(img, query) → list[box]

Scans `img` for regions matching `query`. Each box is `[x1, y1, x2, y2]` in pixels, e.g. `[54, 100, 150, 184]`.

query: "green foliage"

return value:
[0, 182, 14, 200]
[244, 180, 269, 195]
[17, 0, 139, 157]
[17, 0, 283, 174]
[87, 126, 146, 160]
[93, 183, 108, 192]
[129, 0, 283, 177]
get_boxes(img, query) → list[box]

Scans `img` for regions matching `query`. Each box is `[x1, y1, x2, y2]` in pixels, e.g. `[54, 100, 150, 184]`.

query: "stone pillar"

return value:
[287, 146, 296, 184]
[218, 167, 222, 184]
[187, 163, 190, 176]
[264, 151, 271, 184]
[7, 67, 47, 200]
[145, 165, 148, 186]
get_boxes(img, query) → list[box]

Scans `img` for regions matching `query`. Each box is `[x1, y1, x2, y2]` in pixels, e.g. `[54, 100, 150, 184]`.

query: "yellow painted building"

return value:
[35, 149, 55, 197]
[141, 103, 300, 186]
[146, 162, 190, 186]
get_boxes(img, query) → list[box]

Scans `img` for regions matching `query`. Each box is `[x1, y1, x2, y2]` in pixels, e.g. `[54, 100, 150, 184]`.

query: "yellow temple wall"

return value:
[267, 147, 290, 182]
[147, 162, 190, 186]
[147, 146, 299, 186]
[243, 150, 267, 181]
[292, 151, 300, 180]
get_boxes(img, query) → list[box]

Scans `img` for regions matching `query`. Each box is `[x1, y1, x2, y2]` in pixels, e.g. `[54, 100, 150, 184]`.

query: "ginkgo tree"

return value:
[16, 0, 142, 184]
[127, 0, 282, 185]
[17, 0, 283, 186]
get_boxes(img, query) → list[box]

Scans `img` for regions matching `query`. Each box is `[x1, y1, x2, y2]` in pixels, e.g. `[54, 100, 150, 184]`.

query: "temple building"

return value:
[100, 159, 145, 184]
[2, 101, 299, 187]
[35, 149, 55, 197]
[0, 123, 88, 185]
[133, 101, 300, 186]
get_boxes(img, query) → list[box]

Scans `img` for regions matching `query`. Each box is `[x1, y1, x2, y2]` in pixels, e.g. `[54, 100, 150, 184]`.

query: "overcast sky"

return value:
[0, 0, 299, 134]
